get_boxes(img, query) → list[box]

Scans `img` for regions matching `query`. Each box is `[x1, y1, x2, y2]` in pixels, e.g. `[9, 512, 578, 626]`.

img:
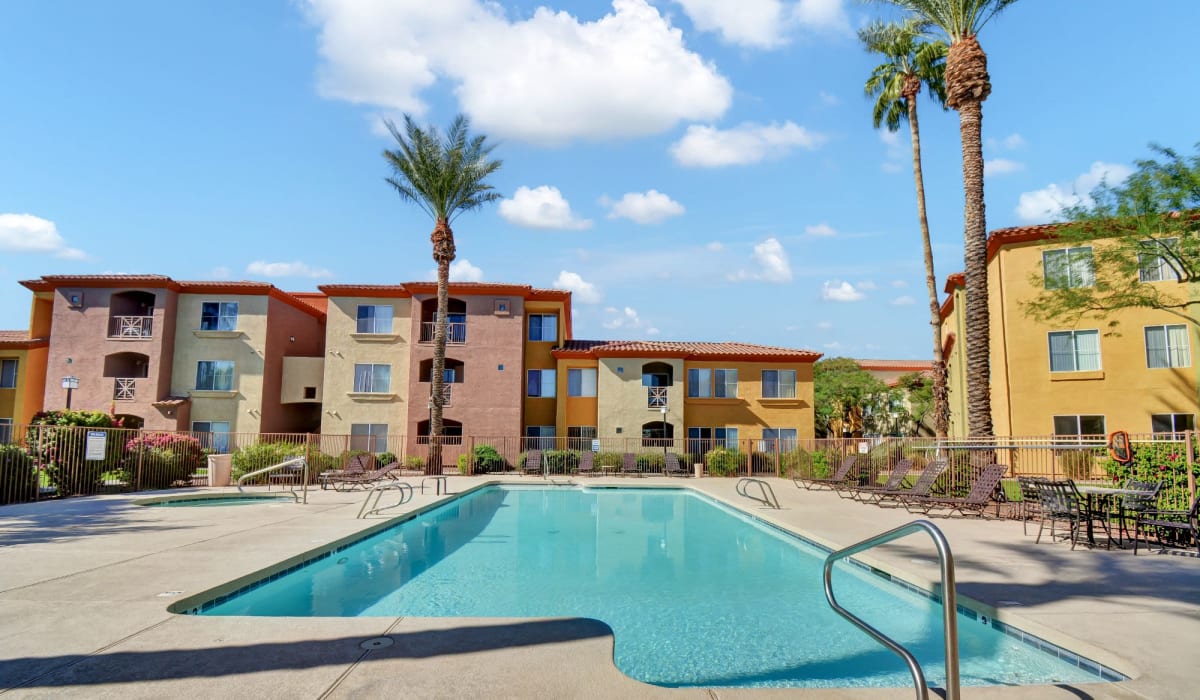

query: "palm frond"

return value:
[860, 18, 947, 128]
[383, 113, 503, 223]
[867, 0, 1017, 41]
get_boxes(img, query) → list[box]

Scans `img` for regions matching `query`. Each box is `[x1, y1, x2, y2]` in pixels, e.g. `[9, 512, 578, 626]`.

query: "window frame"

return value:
[0, 417, 12, 444]
[350, 423, 389, 452]
[192, 420, 231, 452]
[1052, 414, 1106, 438]
[0, 358, 17, 388]
[761, 369, 797, 399]
[199, 301, 239, 331]
[1047, 330, 1102, 372]
[1138, 238, 1181, 282]
[355, 304, 394, 334]
[195, 360, 235, 391]
[527, 369, 556, 398]
[762, 427, 798, 451]
[352, 363, 392, 393]
[566, 426, 597, 451]
[524, 425, 556, 450]
[567, 368, 597, 397]
[687, 368, 738, 398]
[1042, 246, 1095, 290]
[527, 314, 558, 342]
[1144, 324, 1192, 369]
[1151, 413, 1195, 437]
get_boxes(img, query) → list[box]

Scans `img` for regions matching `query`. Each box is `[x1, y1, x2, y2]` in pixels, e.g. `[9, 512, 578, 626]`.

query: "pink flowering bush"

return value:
[124, 433, 205, 489]
[1103, 440, 1199, 510]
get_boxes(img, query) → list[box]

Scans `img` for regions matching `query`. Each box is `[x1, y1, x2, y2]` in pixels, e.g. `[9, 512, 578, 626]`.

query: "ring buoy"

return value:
[1107, 430, 1133, 465]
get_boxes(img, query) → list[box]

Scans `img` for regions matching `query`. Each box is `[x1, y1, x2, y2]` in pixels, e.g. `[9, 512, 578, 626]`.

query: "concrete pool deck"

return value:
[0, 476, 1195, 699]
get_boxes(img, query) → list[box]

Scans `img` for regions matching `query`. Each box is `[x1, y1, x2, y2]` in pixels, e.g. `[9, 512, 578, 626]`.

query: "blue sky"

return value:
[1, 0, 1197, 359]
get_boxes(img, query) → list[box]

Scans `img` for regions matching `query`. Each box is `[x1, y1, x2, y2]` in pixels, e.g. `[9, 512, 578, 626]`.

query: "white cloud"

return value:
[647, 327, 661, 335]
[553, 270, 602, 304]
[817, 320, 833, 330]
[1016, 161, 1133, 222]
[424, 259, 485, 282]
[891, 279, 908, 288]
[823, 341, 843, 350]
[729, 237, 792, 283]
[605, 189, 685, 224]
[856, 280, 877, 291]
[821, 280, 865, 302]
[891, 295, 915, 305]
[985, 158, 1024, 176]
[0, 213, 86, 259]
[210, 266, 232, 279]
[705, 241, 725, 252]
[246, 260, 333, 278]
[805, 222, 837, 237]
[792, 0, 850, 32]
[305, 0, 732, 144]
[670, 121, 824, 167]
[879, 129, 906, 173]
[818, 90, 839, 106]
[603, 305, 648, 330]
[499, 186, 592, 230]
[672, 0, 788, 48]
[1003, 133, 1026, 150]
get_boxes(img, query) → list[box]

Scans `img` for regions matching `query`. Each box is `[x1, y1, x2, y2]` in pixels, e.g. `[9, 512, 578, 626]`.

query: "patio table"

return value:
[1074, 484, 1155, 546]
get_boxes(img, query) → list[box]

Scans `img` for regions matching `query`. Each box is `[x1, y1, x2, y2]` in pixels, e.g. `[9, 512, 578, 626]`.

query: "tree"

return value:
[383, 115, 502, 474]
[1023, 143, 1200, 332]
[860, 18, 951, 437]
[814, 359, 890, 438]
[872, 0, 1019, 437]
[893, 371, 936, 436]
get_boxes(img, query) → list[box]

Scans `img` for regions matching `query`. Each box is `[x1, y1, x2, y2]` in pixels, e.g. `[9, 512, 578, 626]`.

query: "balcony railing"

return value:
[647, 387, 668, 409]
[109, 315, 154, 339]
[419, 322, 466, 344]
[430, 383, 453, 407]
[114, 378, 136, 401]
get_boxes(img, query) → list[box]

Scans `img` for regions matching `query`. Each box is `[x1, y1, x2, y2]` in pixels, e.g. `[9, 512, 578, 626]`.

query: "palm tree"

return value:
[871, 0, 1018, 438]
[384, 115, 502, 474]
[861, 19, 951, 438]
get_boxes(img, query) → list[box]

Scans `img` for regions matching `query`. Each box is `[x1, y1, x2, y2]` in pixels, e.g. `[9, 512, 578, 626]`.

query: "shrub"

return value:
[1103, 440, 1199, 510]
[705, 447, 745, 477]
[404, 455, 426, 471]
[123, 433, 205, 489]
[470, 445, 505, 473]
[230, 441, 305, 482]
[594, 451, 623, 468]
[1057, 449, 1097, 480]
[376, 452, 397, 466]
[778, 449, 812, 478]
[26, 410, 122, 496]
[0, 443, 37, 505]
[544, 450, 579, 474]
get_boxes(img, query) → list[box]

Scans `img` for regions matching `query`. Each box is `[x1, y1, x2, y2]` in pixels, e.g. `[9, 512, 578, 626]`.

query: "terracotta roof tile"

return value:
[856, 359, 933, 371]
[555, 339, 821, 362]
[0, 330, 49, 348]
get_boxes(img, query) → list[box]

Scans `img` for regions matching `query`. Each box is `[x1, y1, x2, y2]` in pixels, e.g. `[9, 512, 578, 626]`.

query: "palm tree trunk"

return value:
[958, 99, 993, 438]
[429, 217, 455, 476]
[907, 99, 950, 438]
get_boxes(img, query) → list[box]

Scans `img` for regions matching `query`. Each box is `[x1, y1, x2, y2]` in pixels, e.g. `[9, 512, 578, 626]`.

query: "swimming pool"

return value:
[188, 485, 1120, 688]
[138, 495, 295, 507]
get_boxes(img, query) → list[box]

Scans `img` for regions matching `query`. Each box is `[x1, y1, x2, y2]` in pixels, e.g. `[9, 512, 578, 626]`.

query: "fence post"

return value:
[775, 438, 781, 478]
[134, 429, 145, 491]
[1187, 431, 1196, 500]
[303, 433, 314, 505]
[34, 424, 44, 502]
[468, 435, 475, 476]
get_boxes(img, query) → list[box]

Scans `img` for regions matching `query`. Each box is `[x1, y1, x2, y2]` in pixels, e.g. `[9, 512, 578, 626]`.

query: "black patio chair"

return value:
[1134, 497, 1200, 556]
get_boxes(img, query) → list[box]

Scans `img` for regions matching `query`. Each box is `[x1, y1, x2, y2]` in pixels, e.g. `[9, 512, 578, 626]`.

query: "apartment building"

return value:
[0, 331, 48, 440]
[941, 223, 1200, 437]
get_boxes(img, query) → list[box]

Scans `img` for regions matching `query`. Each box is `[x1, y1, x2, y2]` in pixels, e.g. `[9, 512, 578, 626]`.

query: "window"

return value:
[567, 368, 597, 397]
[1043, 247, 1094, 289]
[761, 369, 796, 398]
[353, 364, 391, 393]
[195, 360, 234, 391]
[303, 386, 317, 400]
[762, 428, 798, 451]
[527, 369, 556, 397]
[525, 425, 555, 450]
[0, 418, 12, 444]
[567, 426, 597, 450]
[356, 305, 393, 334]
[528, 314, 558, 342]
[200, 302, 238, 331]
[1048, 330, 1101, 372]
[1053, 415, 1106, 437]
[687, 368, 738, 398]
[192, 421, 230, 453]
[0, 358, 16, 388]
[1138, 238, 1181, 282]
[350, 423, 388, 452]
[687, 427, 738, 455]
[1145, 325, 1191, 368]
[1152, 414, 1195, 437]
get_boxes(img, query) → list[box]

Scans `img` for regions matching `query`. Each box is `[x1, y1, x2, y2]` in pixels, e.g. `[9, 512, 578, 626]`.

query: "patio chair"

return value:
[326, 461, 402, 492]
[1134, 496, 1200, 556]
[1031, 480, 1090, 549]
[662, 453, 687, 477]
[903, 464, 1009, 518]
[853, 459, 913, 503]
[1016, 475, 1049, 535]
[576, 451, 596, 476]
[621, 453, 640, 477]
[1117, 479, 1162, 545]
[873, 460, 949, 507]
[794, 456, 858, 491]
[522, 450, 543, 476]
[319, 453, 371, 490]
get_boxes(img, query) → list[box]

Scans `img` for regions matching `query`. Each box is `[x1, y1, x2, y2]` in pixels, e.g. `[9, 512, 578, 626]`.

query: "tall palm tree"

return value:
[861, 19, 951, 438]
[384, 114, 502, 474]
[871, 0, 1018, 437]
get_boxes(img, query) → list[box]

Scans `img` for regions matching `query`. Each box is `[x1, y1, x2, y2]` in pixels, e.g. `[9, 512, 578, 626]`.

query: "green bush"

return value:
[26, 410, 121, 496]
[230, 441, 305, 482]
[0, 443, 37, 504]
[705, 447, 745, 477]
[123, 432, 205, 489]
[470, 445, 505, 473]
[594, 451, 623, 468]
[404, 455, 426, 470]
[376, 451, 397, 466]
[544, 450, 579, 473]
[1103, 440, 1199, 510]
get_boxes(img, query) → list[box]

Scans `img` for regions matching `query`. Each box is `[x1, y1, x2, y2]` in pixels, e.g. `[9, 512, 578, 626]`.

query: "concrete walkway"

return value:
[0, 476, 1195, 699]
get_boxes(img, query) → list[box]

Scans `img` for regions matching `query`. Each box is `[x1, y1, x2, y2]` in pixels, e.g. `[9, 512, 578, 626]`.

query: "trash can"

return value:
[694, 463, 704, 478]
[207, 454, 233, 487]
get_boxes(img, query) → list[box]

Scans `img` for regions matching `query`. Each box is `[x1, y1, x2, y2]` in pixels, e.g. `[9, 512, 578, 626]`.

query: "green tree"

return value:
[872, 0, 1019, 437]
[1023, 143, 1200, 332]
[814, 359, 890, 438]
[893, 371, 935, 435]
[383, 115, 502, 475]
[860, 18, 951, 437]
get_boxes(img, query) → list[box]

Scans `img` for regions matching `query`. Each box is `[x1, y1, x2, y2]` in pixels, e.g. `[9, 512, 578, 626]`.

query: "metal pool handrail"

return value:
[736, 477, 780, 509]
[357, 482, 415, 518]
[822, 520, 960, 700]
[236, 456, 307, 502]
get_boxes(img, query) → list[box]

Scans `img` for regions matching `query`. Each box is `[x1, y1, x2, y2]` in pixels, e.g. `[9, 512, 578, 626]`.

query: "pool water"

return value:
[143, 496, 294, 507]
[198, 486, 1111, 688]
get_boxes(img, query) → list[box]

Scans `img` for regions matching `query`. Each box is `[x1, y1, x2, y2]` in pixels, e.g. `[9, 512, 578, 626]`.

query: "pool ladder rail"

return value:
[357, 482, 415, 519]
[823, 520, 960, 700]
[735, 477, 780, 509]
[235, 456, 306, 503]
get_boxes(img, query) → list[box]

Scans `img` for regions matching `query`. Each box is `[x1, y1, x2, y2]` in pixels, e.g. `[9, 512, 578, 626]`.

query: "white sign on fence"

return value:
[85, 431, 107, 461]
[591, 439, 601, 453]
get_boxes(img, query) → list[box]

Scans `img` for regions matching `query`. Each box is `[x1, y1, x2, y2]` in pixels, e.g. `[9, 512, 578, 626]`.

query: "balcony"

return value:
[114, 378, 136, 401]
[109, 315, 154, 339]
[647, 387, 668, 409]
[419, 322, 466, 344]
[430, 383, 453, 407]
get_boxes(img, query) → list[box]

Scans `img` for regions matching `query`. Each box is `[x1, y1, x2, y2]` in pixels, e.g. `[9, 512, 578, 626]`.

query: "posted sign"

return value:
[85, 431, 107, 461]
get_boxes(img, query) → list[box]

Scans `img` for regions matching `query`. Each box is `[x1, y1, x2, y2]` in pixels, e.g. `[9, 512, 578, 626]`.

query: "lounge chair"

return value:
[662, 453, 687, 477]
[853, 459, 913, 503]
[576, 451, 596, 476]
[1134, 496, 1200, 556]
[523, 450, 543, 476]
[873, 459, 949, 507]
[794, 456, 858, 491]
[903, 464, 1009, 517]
[326, 461, 402, 492]
[620, 453, 640, 477]
[319, 453, 371, 490]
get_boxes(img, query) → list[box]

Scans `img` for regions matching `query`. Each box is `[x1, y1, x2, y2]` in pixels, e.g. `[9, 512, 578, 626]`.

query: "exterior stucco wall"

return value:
[262, 296, 325, 433]
[596, 358, 684, 440]
[321, 296, 411, 439]
[0, 348, 25, 420]
[942, 286, 968, 438]
[523, 300, 564, 431]
[682, 360, 816, 440]
[555, 358, 599, 433]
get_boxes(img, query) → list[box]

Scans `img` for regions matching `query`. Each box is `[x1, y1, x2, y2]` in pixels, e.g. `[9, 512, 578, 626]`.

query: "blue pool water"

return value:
[198, 486, 1112, 688]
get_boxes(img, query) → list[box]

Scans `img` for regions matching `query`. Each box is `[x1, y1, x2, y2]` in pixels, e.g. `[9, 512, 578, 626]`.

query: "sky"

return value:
[1, 0, 1198, 360]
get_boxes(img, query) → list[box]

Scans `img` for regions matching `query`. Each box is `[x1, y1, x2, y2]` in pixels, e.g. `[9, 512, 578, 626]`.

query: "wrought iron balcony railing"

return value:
[114, 378, 136, 401]
[109, 315, 154, 339]
[647, 387, 668, 409]
[418, 322, 466, 344]
[429, 383, 453, 407]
